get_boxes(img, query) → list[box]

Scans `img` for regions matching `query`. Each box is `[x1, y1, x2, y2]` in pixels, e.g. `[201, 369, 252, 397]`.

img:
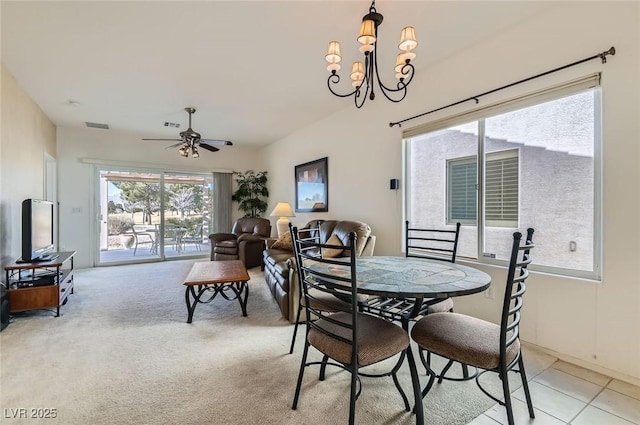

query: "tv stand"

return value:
[16, 253, 59, 264]
[4, 251, 76, 317]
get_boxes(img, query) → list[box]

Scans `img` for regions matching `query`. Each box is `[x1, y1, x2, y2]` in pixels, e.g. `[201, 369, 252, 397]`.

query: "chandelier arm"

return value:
[354, 82, 368, 108]
[353, 51, 373, 107]
[327, 73, 360, 98]
[374, 62, 415, 103]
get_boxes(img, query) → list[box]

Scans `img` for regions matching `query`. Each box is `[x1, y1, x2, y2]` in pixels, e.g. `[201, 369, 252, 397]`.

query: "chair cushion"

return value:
[216, 240, 238, 248]
[214, 241, 239, 255]
[410, 312, 520, 370]
[308, 312, 409, 367]
[425, 298, 454, 314]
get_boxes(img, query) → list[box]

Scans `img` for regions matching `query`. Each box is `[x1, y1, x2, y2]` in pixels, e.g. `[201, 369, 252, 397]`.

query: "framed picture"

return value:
[295, 157, 328, 212]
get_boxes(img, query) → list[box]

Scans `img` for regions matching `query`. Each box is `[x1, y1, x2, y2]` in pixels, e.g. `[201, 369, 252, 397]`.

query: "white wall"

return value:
[263, 2, 640, 383]
[56, 127, 263, 268]
[0, 66, 57, 271]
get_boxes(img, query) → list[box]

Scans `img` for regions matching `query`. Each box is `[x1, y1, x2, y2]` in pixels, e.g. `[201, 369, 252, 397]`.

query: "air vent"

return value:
[164, 122, 180, 128]
[84, 122, 110, 130]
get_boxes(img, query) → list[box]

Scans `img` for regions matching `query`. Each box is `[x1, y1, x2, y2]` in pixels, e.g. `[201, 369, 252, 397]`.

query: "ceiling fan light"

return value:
[192, 147, 199, 158]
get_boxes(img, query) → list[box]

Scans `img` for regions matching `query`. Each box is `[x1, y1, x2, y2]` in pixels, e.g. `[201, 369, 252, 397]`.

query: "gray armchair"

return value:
[209, 217, 271, 268]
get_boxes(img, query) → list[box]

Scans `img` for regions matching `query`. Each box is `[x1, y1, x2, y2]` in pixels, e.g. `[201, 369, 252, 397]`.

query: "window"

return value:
[405, 75, 601, 279]
[486, 150, 520, 227]
[448, 157, 477, 224]
[448, 150, 518, 227]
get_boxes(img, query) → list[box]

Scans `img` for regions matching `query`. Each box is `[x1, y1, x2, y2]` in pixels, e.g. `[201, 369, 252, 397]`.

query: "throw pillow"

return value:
[272, 231, 293, 250]
[322, 234, 344, 258]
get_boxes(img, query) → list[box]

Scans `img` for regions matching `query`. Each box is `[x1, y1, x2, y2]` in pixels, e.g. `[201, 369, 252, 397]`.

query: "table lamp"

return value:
[269, 202, 295, 237]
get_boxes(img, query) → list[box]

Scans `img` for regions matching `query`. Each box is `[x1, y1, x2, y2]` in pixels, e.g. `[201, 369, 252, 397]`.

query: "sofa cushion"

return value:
[271, 230, 293, 250]
[264, 249, 292, 266]
[322, 234, 344, 258]
[331, 221, 372, 256]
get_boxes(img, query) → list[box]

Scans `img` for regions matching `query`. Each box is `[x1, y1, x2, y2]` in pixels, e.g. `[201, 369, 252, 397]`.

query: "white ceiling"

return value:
[1, 1, 551, 148]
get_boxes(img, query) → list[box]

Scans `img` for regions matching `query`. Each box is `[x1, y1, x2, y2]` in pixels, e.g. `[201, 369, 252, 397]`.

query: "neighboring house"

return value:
[410, 130, 593, 270]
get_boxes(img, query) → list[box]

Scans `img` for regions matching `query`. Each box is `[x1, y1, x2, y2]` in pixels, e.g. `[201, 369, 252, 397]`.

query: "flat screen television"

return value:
[21, 199, 56, 263]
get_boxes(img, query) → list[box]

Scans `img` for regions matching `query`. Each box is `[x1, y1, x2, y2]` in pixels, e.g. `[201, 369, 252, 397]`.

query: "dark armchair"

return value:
[209, 217, 271, 268]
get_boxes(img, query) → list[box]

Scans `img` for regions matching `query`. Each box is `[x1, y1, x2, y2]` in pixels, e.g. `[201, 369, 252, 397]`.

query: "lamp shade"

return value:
[269, 202, 295, 218]
[270, 202, 295, 237]
[357, 19, 376, 45]
[350, 61, 365, 81]
[325, 41, 342, 64]
[399, 26, 418, 51]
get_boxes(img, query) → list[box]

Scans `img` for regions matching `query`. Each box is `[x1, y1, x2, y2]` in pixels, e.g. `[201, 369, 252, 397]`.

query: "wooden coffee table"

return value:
[183, 260, 251, 323]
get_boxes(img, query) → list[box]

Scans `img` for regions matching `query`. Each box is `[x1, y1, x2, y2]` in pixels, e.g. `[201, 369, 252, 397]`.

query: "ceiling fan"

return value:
[142, 107, 232, 157]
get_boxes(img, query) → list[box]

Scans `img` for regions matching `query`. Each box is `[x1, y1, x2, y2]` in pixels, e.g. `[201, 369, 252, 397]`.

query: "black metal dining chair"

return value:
[291, 227, 417, 425]
[410, 228, 535, 425]
[363, 221, 461, 320]
[288, 223, 351, 354]
[361, 221, 468, 379]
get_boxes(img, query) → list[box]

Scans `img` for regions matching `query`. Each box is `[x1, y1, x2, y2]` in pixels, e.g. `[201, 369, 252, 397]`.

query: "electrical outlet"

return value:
[485, 285, 495, 299]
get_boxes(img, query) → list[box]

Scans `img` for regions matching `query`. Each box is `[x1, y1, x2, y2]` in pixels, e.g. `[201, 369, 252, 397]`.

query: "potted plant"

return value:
[231, 170, 269, 217]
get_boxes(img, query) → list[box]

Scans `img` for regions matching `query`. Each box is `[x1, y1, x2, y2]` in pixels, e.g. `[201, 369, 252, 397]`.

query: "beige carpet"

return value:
[0, 259, 553, 425]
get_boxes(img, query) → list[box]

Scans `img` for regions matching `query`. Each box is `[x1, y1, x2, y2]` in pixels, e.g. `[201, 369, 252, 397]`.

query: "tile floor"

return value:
[468, 348, 640, 425]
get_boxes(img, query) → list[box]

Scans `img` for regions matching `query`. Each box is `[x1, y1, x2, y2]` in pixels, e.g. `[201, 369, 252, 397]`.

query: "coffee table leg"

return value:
[185, 281, 249, 321]
[221, 281, 249, 317]
[237, 281, 249, 317]
[185, 286, 198, 323]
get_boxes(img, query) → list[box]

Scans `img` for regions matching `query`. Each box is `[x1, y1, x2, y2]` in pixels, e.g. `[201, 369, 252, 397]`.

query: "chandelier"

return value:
[325, 0, 418, 108]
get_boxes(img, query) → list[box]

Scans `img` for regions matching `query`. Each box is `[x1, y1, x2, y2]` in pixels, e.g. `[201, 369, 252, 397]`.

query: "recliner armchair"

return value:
[209, 217, 271, 268]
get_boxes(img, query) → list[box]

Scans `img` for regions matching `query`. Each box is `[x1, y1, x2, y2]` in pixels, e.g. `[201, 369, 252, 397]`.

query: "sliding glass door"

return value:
[97, 168, 212, 265]
[162, 172, 212, 259]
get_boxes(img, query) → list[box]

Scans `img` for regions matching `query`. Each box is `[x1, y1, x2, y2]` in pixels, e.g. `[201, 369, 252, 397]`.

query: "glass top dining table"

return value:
[306, 255, 492, 425]
[312, 255, 492, 300]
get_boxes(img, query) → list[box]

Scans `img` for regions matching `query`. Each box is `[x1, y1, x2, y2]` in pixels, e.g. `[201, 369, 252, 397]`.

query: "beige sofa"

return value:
[262, 219, 375, 322]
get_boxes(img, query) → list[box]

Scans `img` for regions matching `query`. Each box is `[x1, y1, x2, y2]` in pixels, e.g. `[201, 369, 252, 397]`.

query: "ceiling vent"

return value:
[84, 121, 110, 130]
[164, 122, 180, 128]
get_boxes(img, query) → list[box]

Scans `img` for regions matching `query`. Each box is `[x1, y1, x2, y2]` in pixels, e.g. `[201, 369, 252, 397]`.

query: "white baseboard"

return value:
[522, 341, 640, 387]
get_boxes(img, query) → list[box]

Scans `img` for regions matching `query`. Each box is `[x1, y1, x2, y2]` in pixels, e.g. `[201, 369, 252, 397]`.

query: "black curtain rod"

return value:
[389, 46, 616, 128]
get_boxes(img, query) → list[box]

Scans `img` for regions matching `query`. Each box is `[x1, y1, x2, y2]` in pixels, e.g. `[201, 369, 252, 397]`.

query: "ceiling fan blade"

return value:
[200, 139, 233, 146]
[165, 142, 186, 149]
[142, 138, 182, 141]
[198, 144, 220, 153]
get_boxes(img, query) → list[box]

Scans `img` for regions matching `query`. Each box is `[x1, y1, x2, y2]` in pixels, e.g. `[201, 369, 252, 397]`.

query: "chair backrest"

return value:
[192, 223, 203, 237]
[500, 228, 535, 367]
[232, 217, 271, 238]
[405, 220, 461, 262]
[291, 225, 359, 363]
